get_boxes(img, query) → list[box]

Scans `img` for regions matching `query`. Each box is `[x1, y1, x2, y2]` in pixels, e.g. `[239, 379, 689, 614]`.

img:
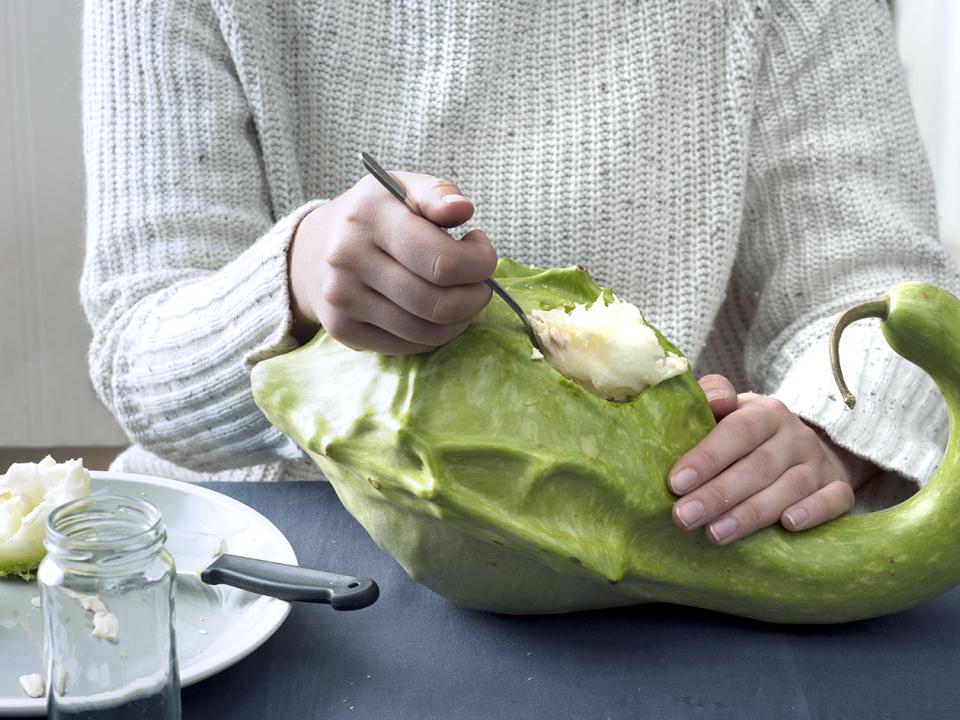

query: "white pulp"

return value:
[530, 294, 688, 401]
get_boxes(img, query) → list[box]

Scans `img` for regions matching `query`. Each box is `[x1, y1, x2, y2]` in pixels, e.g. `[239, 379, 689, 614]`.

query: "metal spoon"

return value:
[359, 152, 541, 351]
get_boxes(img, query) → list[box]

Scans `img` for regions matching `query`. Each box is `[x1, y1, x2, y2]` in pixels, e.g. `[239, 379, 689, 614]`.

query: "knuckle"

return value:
[355, 173, 395, 202]
[321, 316, 349, 342]
[747, 444, 775, 475]
[326, 242, 357, 271]
[429, 291, 460, 325]
[321, 276, 353, 307]
[431, 252, 456, 286]
[740, 498, 767, 527]
[341, 187, 372, 224]
[795, 423, 821, 454]
[726, 413, 764, 447]
[739, 406, 781, 446]
[785, 465, 817, 499]
[431, 177, 459, 194]
[760, 395, 788, 416]
[694, 444, 724, 476]
[830, 479, 855, 508]
[355, 174, 377, 193]
[797, 421, 819, 440]
[700, 484, 732, 514]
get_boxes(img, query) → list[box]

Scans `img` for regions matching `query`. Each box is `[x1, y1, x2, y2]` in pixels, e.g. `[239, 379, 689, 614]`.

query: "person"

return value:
[81, 0, 958, 547]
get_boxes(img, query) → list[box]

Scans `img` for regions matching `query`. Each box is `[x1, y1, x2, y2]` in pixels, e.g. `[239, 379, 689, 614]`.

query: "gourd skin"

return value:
[253, 262, 960, 624]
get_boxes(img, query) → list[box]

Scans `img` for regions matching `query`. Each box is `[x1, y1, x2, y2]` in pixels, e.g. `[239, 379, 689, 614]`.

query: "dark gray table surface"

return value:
[174, 481, 960, 720]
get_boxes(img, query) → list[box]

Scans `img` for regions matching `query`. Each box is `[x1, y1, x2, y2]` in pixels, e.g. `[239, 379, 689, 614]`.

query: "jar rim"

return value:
[45, 494, 165, 554]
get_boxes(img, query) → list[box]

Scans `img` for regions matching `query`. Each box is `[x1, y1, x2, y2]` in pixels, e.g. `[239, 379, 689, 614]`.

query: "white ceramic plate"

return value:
[0, 471, 296, 716]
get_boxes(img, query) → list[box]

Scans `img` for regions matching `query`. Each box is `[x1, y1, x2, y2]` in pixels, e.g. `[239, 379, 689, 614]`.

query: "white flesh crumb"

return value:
[530, 347, 544, 360]
[76, 594, 119, 642]
[30, 596, 41, 608]
[91, 611, 119, 643]
[55, 664, 66, 695]
[77, 595, 107, 614]
[18, 673, 43, 698]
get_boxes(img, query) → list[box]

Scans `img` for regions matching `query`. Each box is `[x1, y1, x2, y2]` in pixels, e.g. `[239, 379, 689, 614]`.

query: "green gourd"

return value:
[251, 260, 960, 623]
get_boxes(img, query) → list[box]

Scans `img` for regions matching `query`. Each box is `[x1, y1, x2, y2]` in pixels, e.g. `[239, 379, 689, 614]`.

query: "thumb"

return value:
[396, 171, 476, 228]
[698, 374, 738, 419]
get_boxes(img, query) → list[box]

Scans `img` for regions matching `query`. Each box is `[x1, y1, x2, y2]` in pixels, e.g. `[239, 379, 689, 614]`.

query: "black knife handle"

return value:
[200, 554, 379, 610]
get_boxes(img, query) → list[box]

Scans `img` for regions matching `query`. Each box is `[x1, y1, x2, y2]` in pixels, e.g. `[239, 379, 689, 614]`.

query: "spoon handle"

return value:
[360, 151, 409, 206]
[486, 279, 540, 350]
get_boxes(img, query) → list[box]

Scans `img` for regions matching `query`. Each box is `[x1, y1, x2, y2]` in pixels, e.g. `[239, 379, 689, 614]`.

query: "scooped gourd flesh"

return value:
[0, 457, 91, 578]
[253, 259, 960, 623]
[529, 293, 688, 401]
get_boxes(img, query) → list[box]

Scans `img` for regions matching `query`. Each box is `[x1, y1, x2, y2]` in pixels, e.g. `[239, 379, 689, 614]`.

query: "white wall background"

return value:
[0, 0, 126, 446]
[895, 0, 960, 265]
[0, 0, 957, 448]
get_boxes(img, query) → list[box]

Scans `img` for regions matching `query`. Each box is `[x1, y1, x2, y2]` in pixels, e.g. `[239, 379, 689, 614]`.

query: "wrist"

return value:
[810, 423, 874, 490]
[288, 206, 323, 343]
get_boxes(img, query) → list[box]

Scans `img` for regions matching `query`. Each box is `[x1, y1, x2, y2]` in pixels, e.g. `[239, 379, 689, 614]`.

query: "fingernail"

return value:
[669, 467, 698, 494]
[706, 389, 726, 401]
[709, 516, 738, 543]
[441, 194, 469, 204]
[785, 507, 809, 528]
[676, 500, 704, 528]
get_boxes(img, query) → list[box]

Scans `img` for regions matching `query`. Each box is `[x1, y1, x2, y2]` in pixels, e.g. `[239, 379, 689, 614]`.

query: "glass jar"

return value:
[38, 495, 181, 719]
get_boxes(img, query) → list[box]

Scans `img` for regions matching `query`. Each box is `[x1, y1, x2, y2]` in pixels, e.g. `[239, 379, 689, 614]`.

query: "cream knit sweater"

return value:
[82, 0, 958, 502]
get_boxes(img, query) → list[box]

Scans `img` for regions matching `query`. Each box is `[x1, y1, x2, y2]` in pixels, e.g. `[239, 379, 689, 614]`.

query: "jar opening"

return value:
[45, 495, 166, 564]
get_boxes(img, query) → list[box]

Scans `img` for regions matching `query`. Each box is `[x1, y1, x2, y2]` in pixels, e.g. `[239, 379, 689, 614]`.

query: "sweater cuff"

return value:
[241, 198, 327, 370]
[766, 315, 948, 489]
[110, 198, 326, 470]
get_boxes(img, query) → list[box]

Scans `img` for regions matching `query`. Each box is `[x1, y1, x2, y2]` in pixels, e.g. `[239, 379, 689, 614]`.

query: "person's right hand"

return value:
[288, 172, 498, 353]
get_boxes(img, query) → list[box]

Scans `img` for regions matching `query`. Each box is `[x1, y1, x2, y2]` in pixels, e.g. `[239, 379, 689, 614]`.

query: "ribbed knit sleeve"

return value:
[80, 0, 320, 471]
[733, 0, 959, 486]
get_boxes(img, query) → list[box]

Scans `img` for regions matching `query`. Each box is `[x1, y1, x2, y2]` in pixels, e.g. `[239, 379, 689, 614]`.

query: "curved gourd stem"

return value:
[830, 297, 889, 408]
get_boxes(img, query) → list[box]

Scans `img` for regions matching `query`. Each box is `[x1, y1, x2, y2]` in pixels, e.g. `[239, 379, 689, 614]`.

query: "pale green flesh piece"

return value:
[1, 461, 91, 579]
[253, 262, 960, 623]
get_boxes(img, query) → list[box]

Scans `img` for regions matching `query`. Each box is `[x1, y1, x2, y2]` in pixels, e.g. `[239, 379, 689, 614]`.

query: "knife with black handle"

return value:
[180, 554, 379, 611]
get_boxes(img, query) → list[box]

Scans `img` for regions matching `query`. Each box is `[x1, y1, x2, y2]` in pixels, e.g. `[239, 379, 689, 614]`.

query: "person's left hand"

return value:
[667, 374, 869, 545]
